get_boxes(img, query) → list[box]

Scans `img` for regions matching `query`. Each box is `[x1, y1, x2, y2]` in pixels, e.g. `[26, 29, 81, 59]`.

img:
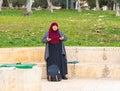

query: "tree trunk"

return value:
[77, 0, 81, 12]
[47, 0, 53, 13]
[70, 0, 74, 9]
[113, 0, 116, 11]
[75, 1, 78, 10]
[26, 0, 34, 12]
[116, 2, 120, 16]
[7, 0, 14, 9]
[0, 0, 3, 11]
[23, 0, 34, 16]
[96, 0, 100, 10]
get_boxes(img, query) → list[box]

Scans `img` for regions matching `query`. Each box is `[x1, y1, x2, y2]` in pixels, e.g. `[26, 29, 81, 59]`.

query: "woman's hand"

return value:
[59, 36, 64, 40]
[47, 37, 51, 42]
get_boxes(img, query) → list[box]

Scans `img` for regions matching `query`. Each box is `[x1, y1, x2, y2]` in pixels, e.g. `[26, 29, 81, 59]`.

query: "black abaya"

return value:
[46, 42, 68, 76]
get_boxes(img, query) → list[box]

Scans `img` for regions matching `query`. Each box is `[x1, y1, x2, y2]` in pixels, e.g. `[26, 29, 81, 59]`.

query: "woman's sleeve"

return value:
[42, 32, 48, 43]
[59, 30, 67, 41]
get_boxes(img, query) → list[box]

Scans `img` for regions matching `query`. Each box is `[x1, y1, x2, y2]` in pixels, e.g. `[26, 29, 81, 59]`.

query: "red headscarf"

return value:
[48, 22, 60, 44]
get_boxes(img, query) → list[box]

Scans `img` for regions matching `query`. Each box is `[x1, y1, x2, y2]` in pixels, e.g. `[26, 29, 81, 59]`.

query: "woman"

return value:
[42, 22, 68, 80]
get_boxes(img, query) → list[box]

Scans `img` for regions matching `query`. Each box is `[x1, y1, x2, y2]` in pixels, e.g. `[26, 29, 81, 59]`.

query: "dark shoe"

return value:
[62, 76, 68, 80]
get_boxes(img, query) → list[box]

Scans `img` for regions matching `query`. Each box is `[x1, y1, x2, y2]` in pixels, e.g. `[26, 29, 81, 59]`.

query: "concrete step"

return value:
[74, 63, 120, 79]
[41, 78, 120, 91]
[66, 47, 120, 63]
[37, 62, 120, 79]
[0, 47, 120, 63]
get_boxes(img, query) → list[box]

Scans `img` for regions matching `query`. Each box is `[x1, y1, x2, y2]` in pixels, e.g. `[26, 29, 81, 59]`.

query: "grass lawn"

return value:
[0, 9, 120, 47]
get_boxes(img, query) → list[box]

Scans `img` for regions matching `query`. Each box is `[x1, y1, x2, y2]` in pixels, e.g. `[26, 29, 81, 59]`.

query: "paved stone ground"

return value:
[41, 78, 120, 91]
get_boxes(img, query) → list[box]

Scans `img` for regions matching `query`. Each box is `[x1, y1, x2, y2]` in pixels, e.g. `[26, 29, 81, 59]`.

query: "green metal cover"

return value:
[0, 63, 36, 69]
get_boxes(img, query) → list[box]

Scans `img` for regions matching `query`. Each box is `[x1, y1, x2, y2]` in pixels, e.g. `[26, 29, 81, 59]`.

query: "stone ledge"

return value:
[41, 79, 120, 91]
[75, 63, 120, 79]
[0, 47, 45, 63]
[37, 62, 120, 79]
[1, 62, 120, 79]
[0, 47, 120, 63]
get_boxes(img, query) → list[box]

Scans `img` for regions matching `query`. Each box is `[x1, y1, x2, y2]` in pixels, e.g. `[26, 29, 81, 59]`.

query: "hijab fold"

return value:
[49, 22, 60, 44]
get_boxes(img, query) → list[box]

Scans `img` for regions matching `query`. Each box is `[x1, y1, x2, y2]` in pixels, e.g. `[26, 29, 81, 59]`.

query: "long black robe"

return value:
[46, 42, 68, 76]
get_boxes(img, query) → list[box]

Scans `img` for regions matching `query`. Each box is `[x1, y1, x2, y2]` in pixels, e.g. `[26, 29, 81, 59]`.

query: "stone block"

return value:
[74, 63, 120, 79]
[66, 47, 120, 63]
[0, 66, 42, 91]
[75, 63, 104, 78]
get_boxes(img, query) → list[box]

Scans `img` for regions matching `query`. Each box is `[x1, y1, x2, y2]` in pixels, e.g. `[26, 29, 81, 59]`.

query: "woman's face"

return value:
[52, 25, 58, 31]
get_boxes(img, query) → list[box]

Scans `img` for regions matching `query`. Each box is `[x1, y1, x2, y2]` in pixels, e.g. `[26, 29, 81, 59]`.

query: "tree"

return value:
[26, 0, 34, 12]
[77, 0, 81, 12]
[96, 0, 100, 10]
[111, 0, 120, 16]
[47, 0, 53, 12]
[113, 0, 116, 10]
[115, 0, 120, 16]
[0, 0, 3, 11]
[23, 0, 34, 16]
[47, 0, 61, 13]
[7, 0, 14, 9]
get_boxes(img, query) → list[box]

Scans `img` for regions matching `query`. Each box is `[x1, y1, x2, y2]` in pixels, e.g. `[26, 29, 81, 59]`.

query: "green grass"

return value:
[0, 9, 120, 47]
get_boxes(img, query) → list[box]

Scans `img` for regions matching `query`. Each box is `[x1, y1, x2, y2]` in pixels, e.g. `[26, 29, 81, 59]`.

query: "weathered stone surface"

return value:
[0, 47, 120, 79]
[66, 47, 120, 63]
[0, 47, 120, 63]
[37, 63, 120, 79]
[0, 47, 44, 63]
[74, 63, 120, 79]
[0, 66, 42, 91]
[75, 63, 104, 78]
[41, 79, 120, 91]
[37, 63, 47, 79]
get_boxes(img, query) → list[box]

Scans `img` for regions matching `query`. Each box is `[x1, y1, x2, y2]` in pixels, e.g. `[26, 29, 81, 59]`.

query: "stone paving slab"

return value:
[41, 78, 120, 91]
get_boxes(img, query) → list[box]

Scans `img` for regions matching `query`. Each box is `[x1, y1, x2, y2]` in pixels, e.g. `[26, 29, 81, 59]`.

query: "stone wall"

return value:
[0, 47, 120, 79]
[0, 47, 120, 64]
[66, 47, 120, 63]
[0, 47, 44, 63]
